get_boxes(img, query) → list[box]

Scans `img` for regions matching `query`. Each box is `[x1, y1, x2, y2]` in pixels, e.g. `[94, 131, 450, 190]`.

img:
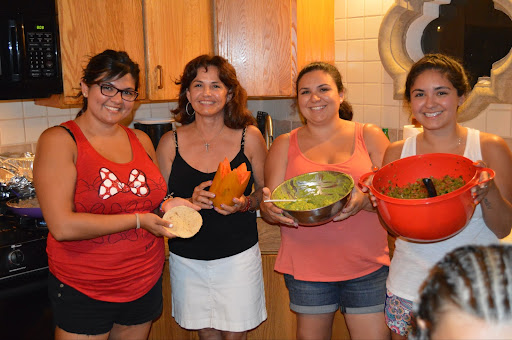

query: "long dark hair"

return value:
[172, 54, 255, 129]
[77, 50, 140, 116]
[410, 245, 512, 339]
[295, 62, 353, 123]
[405, 53, 471, 103]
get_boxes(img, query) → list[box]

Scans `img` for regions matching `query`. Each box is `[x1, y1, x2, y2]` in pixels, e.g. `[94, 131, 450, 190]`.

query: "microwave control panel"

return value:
[26, 30, 57, 79]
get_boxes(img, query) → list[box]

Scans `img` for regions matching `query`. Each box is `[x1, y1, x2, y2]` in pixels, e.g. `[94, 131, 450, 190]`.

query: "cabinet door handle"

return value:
[157, 65, 163, 89]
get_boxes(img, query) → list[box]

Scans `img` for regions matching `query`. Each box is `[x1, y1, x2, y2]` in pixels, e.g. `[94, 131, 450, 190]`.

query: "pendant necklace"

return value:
[196, 124, 225, 152]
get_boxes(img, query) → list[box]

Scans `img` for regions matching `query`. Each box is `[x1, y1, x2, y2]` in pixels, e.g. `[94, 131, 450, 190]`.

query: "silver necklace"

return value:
[196, 124, 225, 152]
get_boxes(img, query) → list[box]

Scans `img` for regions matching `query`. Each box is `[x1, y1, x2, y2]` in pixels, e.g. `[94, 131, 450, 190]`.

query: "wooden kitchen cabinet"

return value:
[143, 0, 214, 100]
[37, 0, 212, 106]
[36, 0, 334, 108]
[36, 0, 145, 107]
[215, 0, 294, 97]
[296, 0, 335, 72]
[215, 0, 334, 97]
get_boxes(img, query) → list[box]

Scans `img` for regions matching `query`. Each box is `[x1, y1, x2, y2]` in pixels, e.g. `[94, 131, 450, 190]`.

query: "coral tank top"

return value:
[274, 123, 390, 281]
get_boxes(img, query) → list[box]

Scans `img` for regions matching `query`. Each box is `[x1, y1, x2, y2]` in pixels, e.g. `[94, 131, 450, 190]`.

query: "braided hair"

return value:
[410, 244, 512, 339]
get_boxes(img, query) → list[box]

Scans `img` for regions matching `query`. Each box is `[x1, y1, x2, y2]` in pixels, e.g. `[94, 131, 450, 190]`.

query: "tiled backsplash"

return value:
[1, 0, 512, 153]
[0, 98, 300, 154]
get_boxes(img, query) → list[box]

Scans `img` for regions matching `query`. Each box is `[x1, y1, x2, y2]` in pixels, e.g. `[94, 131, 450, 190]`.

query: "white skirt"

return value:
[169, 243, 267, 332]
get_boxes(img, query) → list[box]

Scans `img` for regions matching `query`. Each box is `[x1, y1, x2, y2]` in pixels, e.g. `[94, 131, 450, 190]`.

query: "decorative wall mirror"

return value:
[379, 0, 512, 122]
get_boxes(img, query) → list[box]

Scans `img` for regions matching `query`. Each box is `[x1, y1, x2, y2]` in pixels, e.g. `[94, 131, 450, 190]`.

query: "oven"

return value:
[0, 212, 53, 340]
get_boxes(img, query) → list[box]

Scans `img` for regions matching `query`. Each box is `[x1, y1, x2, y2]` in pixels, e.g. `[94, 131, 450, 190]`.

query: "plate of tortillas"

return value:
[163, 206, 203, 238]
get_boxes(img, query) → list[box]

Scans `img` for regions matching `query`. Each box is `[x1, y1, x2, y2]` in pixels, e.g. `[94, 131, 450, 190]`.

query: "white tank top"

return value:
[386, 127, 499, 301]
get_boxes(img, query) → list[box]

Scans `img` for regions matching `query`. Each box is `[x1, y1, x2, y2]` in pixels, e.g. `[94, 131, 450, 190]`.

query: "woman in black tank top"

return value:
[156, 55, 268, 339]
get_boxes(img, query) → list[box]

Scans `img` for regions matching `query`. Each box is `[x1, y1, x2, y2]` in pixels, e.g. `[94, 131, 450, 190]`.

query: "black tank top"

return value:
[167, 128, 258, 260]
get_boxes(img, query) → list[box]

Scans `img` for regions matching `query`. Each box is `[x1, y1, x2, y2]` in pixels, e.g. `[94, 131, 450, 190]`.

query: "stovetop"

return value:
[0, 214, 48, 248]
[0, 212, 49, 280]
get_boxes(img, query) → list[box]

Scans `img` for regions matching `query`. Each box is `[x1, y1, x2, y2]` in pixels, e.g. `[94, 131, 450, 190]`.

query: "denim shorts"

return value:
[48, 272, 163, 335]
[284, 265, 389, 315]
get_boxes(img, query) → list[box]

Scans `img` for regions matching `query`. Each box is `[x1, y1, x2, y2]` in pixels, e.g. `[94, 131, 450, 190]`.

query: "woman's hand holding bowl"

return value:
[471, 160, 493, 204]
[261, 187, 298, 227]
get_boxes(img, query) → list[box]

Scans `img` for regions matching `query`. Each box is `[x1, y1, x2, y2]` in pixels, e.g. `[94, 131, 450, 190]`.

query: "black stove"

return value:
[0, 211, 53, 340]
[0, 213, 48, 280]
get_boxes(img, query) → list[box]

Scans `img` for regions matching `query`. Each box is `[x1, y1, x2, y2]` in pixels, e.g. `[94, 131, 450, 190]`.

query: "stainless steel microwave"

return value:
[0, 0, 62, 100]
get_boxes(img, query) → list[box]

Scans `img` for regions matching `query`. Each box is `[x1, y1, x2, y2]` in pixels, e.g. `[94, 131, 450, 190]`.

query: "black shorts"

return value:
[48, 272, 163, 335]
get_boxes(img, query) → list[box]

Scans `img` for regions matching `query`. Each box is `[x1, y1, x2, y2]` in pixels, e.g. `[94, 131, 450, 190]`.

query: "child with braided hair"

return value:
[411, 244, 512, 339]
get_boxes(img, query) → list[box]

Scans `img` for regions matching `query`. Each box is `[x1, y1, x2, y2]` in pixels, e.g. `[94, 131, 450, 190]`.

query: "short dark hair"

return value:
[410, 244, 512, 339]
[172, 54, 255, 129]
[295, 62, 353, 122]
[405, 53, 471, 103]
[78, 50, 140, 116]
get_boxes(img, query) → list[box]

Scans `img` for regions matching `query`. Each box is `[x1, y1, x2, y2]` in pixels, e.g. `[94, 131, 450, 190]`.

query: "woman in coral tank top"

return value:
[260, 62, 391, 339]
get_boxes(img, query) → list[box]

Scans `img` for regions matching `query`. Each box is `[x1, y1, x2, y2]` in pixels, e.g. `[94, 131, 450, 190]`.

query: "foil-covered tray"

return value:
[0, 152, 34, 181]
[0, 152, 35, 199]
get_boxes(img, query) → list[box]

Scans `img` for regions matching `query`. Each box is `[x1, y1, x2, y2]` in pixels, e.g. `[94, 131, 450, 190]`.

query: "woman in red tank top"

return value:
[33, 50, 197, 340]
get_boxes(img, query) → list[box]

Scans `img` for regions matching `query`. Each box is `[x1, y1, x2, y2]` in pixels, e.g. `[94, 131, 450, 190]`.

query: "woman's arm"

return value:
[155, 129, 176, 184]
[382, 140, 405, 166]
[336, 124, 390, 217]
[363, 123, 390, 168]
[478, 132, 512, 238]
[364, 139, 404, 208]
[259, 133, 296, 226]
[240, 125, 267, 209]
[33, 127, 176, 241]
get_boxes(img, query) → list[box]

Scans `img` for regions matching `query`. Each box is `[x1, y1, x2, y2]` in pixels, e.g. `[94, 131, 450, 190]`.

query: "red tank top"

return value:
[46, 120, 166, 302]
[275, 123, 390, 281]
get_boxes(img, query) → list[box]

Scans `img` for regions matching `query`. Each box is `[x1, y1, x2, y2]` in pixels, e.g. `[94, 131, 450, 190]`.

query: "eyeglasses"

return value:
[98, 84, 138, 102]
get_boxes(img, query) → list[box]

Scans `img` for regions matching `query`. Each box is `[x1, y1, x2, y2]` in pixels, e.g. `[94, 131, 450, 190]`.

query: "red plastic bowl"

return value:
[359, 153, 494, 242]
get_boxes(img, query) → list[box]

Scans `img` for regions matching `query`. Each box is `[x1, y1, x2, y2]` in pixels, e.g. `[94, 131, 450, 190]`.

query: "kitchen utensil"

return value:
[271, 171, 354, 226]
[422, 178, 438, 197]
[359, 153, 494, 242]
[6, 197, 43, 218]
[256, 111, 273, 149]
[264, 199, 304, 203]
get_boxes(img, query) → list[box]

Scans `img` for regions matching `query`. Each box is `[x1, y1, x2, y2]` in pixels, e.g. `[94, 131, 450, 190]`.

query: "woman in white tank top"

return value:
[379, 54, 512, 339]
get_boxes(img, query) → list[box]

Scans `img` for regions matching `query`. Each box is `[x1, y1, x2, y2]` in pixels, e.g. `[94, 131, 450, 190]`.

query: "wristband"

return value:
[135, 213, 140, 229]
[159, 193, 174, 213]
[239, 195, 252, 213]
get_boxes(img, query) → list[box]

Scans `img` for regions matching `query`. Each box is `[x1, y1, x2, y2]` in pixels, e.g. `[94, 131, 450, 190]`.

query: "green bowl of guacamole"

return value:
[271, 171, 354, 226]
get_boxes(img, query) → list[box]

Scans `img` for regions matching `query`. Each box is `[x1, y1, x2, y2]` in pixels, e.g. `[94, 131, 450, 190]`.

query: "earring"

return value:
[186, 102, 195, 116]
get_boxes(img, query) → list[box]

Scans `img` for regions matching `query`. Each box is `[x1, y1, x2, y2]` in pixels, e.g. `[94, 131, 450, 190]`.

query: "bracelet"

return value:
[239, 195, 252, 213]
[159, 193, 174, 213]
[135, 213, 140, 229]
